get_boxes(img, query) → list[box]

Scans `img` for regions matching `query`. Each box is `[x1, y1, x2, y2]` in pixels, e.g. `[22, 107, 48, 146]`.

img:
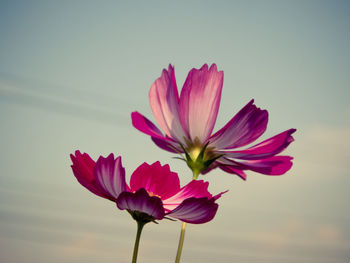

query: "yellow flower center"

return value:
[189, 147, 202, 160]
[181, 136, 222, 177]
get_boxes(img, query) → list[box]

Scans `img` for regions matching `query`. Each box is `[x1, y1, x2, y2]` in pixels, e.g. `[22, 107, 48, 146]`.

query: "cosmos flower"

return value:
[131, 64, 296, 180]
[70, 151, 224, 224]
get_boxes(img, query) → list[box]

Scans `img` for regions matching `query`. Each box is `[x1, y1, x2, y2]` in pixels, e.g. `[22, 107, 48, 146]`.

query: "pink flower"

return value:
[70, 151, 225, 224]
[131, 64, 296, 180]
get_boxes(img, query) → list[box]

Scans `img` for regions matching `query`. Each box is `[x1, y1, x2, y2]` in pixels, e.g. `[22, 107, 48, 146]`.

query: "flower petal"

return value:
[131, 111, 167, 140]
[162, 180, 212, 211]
[167, 197, 219, 224]
[238, 156, 294, 175]
[179, 64, 224, 142]
[149, 65, 187, 143]
[70, 151, 107, 199]
[212, 190, 229, 201]
[209, 100, 268, 149]
[219, 156, 294, 176]
[94, 154, 128, 201]
[151, 136, 182, 153]
[116, 188, 165, 220]
[219, 165, 247, 180]
[223, 129, 296, 160]
[132, 111, 182, 153]
[129, 162, 180, 200]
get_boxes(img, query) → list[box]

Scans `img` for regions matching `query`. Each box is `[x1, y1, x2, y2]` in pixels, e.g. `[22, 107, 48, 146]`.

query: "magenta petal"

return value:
[179, 64, 224, 142]
[212, 190, 229, 201]
[116, 188, 165, 220]
[131, 111, 168, 140]
[94, 154, 127, 201]
[149, 65, 187, 143]
[222, 156, 294, 176]
[167, 197, 218, 224]
[219, 165, 247, 180]
[224, 129, 296, 160]
[210, 100, 268, 149]
[238, 156, 294, 175]
[70, 151, 108, 199]
[151, 136, 182, 153]
[162, 180, 212, 211]
[130, 162, 180, 200]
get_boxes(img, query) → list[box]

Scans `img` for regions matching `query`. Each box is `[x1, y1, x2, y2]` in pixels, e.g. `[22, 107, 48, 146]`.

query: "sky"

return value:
[0, 0, 349, 262]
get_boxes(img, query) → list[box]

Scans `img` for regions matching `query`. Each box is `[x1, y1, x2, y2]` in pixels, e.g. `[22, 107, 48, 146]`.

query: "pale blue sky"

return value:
[1, 1, 349, 262]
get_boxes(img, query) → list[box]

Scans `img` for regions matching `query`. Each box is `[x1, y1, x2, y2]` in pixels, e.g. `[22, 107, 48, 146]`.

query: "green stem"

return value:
[175, 222, 187, 263]
[192, 170, 201, 180]
[174, 170, 200, 263]
[132, 221, 145, 263]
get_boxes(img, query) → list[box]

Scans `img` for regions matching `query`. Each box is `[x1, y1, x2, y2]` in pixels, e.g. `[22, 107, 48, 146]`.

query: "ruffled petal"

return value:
[70, 151, 107, 199]
[167, 197, 218, 224]
[94, 154, 128, 201]
[179, 64, 224, 142]
[149, 65, 187, 143]
[223, 129, 296, 160]
[116, 188, 165, 220]
[129, 162, 180, 200]
[209, 100, 268, 149]
[162, 180, 212, 211]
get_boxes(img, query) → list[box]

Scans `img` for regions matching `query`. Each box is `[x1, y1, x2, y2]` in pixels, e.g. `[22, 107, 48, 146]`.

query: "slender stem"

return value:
[192, 170, 201, 180]
[174, 170, 200, 263]
[132, 221, 145, 263]
[175, 222, 187, 263]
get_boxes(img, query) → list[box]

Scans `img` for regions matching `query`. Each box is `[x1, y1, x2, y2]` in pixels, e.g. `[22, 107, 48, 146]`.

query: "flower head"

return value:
[70, 151, 225, 224]
[132, 64, 296, 180]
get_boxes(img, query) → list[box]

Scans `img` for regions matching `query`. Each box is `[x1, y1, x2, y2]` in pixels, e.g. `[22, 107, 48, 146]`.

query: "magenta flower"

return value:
[131, 64, 296, 180]
[70, 150, 224, 224]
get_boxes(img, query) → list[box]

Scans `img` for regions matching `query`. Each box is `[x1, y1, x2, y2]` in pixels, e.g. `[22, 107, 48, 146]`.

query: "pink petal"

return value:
[131, 111, 167, 140]
[167, 197, 219, 224]
[116, 188, 165, 220]
[149, 65, 187, 143]
[179, 64, 224, 142]
[70, 151, 108, 199]
[151, 136, 182, 153]
[219, 165, 247, 180]
[239, 156, 294, 175]
[132, 111, 182, 152]
[94, 154, 128, 201]
[219, 156, 294, 176]
[162, 180, 213, 211]
[224, 129, 296, 160]
[129, 162, 180, 200]
[209, 100, 268, 149]
[212, 190, 229, 201]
